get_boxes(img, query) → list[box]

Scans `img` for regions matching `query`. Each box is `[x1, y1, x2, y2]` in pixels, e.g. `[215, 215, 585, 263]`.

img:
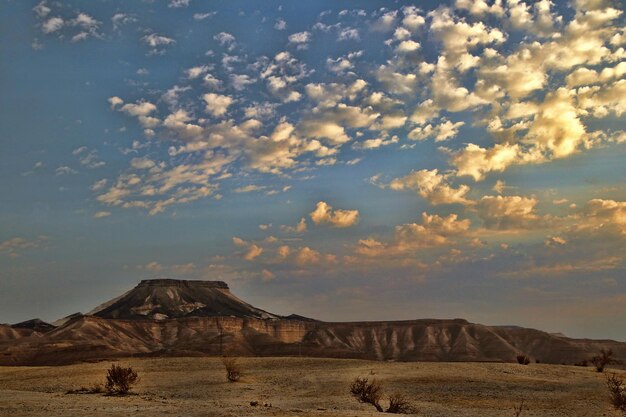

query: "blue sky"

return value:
[1, 0, 625, 340]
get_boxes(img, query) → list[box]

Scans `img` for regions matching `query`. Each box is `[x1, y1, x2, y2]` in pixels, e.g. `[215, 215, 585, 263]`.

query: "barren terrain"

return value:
[0, 357, 622, 416]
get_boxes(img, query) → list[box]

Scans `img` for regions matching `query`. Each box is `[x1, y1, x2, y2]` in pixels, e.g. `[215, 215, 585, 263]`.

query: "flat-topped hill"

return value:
[89, 278, 278, 320]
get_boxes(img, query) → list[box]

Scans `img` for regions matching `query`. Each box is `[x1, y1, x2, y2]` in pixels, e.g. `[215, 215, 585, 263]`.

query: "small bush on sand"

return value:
[349, 377, 414, 414]
[516, 354, 531, 365]
[387, 393, 413, 414]
[105, 364, 138, 395]
[591, 349, 613, 373]
[222, 356, 241, 382]
[350, 377, 383, 412]
[607, 373, 626, 412]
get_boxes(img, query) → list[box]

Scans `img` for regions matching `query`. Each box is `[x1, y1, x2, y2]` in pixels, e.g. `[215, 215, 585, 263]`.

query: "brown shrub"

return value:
[606, 373, 626, 412]
[349, 376, 383, 412]
[591, 349, 613, 373]
[387, 392, 413, 414]
[104, 364, 138, 395]
[516, 354, 530, 365]
[222, 356, 241, 382]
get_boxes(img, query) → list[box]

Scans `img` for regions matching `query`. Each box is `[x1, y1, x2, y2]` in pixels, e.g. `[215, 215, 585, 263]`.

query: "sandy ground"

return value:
[0, 357, 623, 417]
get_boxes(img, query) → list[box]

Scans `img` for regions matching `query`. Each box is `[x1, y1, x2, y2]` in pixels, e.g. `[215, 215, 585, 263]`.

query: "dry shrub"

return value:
[105, 364, 138, 395]
[591, 349, 613, 373]
[350, 376, 383, 412]
[516, 355, 531, 365]
[222, 356, 241, 382]
[387, 393, 413, 414]
[349, 377, 414, 413]
[607, 373, 626, 412]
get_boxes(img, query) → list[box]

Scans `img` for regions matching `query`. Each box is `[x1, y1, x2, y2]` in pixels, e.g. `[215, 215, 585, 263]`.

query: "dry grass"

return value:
[0, 357, 624, 416]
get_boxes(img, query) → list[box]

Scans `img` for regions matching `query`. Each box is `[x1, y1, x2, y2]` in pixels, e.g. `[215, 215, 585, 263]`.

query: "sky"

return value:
[1, 0, 625, 340]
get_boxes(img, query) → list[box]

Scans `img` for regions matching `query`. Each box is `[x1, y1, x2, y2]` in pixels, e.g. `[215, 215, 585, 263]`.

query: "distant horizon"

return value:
[1, 0, 625, 342]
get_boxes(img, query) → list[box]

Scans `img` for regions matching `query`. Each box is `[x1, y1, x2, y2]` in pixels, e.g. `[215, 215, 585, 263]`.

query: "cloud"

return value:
[274, 18, 287, 30]
[576, 199, 626, 235]
[169, 0, 190, 8]
[477, 195, 552, 230]
[310, 201, 359, 228]
[234, 185, 266, 193]
[384, 169, 473, 206]
[203, 93, 233, 117]
[371, 10, 397, 32]
[111, 13, 136, 29]
[450, 143, 523, 181]
[244, 244, 263, 261]
[281, 217, 307, 233]
[356, 212, 471, 257]
[396, 40, 420, 53]
[338, 27, 360, 41]
[55, 166, 77, 175]
[142, 33, 176, 52]
[295, 247, 321, 265]
[42, 17, 64, 34]
[401, 6, 425, 32]
[0, 236, 48, 258]
[288, 31, 311, 49]
[193, 12, 216, 21]
[94, 211, 111, 218]
[408, 119, 464, 142]
[33, 2, 50, 18]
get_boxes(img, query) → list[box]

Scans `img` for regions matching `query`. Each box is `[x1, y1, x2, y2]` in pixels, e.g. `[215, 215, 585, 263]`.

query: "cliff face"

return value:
[0, 315, 313, 365]
[2, 279, 626, 366]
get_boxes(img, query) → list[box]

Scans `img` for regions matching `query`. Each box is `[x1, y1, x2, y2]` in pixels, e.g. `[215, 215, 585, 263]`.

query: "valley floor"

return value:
[0, 357, 622, 417]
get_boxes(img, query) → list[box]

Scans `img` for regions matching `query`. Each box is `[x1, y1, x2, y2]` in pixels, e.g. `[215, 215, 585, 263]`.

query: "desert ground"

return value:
[0, 357, 622, 417]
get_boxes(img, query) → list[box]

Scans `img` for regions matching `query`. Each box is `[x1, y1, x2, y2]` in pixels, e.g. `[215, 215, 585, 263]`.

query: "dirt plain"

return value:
[0, 357, 623, 417]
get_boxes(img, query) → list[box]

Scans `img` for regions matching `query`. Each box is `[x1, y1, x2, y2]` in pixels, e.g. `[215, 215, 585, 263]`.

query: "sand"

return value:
[0, 357, 622, 416]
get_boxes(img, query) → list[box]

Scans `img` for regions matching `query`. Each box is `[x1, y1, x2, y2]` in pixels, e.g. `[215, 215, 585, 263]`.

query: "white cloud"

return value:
[274, 18, 287, 30]
[94, 211, 111, 218]
[356, 212, 471, 257]
[42, 17, 64, 34]
[371, 10, 397, 32]
[338, 27, 360, 41]
[386, 169, 473, 206]
[0, 236, 48, 258]
[214, 32, 236, 49]
[451, 143, 523, 181]
[310, 201, 359, 228]
[288, 31, 311, 49]
[477, 195, 550, 229]
[396, 40, 420, 53]
[169, 0, 190, 8]
[193, 12, 216, 21]
[142, 33, 176, 48]
[408, 120, 464, 142]
[203, 93, 233, 117]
